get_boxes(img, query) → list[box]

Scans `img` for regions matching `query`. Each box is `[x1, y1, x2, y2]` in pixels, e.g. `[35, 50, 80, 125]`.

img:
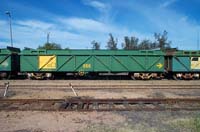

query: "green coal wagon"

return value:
[0, 47, 20, 79]
[170, 50, 200, 79]
[20, 49, 165, 79]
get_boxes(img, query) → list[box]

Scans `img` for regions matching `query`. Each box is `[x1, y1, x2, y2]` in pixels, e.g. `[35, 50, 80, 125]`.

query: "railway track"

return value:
[0, 84, 200, 91]
[0, 98, 200, 111]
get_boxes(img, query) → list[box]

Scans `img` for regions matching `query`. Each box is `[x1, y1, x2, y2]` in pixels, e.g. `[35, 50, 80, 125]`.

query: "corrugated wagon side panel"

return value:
[172, 57, 190, 72]
[0, 47, 20, 72]
[20, 49, 165, 73]
[20, 55, 38, 72]
[172, 50, 200, 72]
[56, 55, 75, 71]
[110, 55, 145, 72]
[146, 56, 164, 72]
[0, 55, 11, 71]
[93, 56, 111, 72]
[56, 54, 164, 72]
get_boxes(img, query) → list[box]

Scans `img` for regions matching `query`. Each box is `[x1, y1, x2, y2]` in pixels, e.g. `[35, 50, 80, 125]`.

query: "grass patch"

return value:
[169, 116, 200, 132]
[82, 123, 159, 132]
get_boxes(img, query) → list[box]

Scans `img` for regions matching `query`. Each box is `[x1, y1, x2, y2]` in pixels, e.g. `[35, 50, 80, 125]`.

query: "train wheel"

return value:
[152, 73, 164, 80]
[140, 73, 152, 80]
[27, 73, 45, 80]
[131, 75, 135, 80]
[129, 73, 135, 80]
[88, 72, 98, 80]
[45, 73, 54, 80]
[0, 72, 12, 80]
[173, 75, 177, 80]
[173, 74, 182, 80]
[0, 72, 8, 79]
[192, 73, 199, 80]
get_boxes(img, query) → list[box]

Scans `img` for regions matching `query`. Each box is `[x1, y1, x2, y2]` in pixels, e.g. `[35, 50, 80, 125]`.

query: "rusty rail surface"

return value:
[0, 98, 200, 111]
[0, 84, 200, 91]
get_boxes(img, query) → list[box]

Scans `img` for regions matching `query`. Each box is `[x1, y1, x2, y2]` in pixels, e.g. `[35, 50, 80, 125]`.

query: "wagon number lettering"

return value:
[83, 64, 91, 69]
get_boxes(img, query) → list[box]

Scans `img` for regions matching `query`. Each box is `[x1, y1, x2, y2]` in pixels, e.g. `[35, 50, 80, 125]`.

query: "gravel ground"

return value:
[0, 111, 200, 132]
[1, 80, 200, 132]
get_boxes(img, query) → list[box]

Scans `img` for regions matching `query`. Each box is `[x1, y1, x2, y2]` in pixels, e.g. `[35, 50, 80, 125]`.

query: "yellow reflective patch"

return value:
[156, 63, 163, 69]
[39, 55, 56, 69]
[83, 64, 91, 69]
[191, 57, 200, 69]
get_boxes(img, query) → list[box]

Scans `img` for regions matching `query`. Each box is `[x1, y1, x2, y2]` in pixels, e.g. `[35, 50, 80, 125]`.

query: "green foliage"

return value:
[38, 42, 62, 50]
[37, 31, 172, 50]
[138, 39, 151, 50]
[122, 36, 138, 50]
[91, 40, 101, 50]
[64, 47, 70, 50]
[121, 30, 171, 50]
[106, 33, 118, 50]
[154, 30, 171, 50]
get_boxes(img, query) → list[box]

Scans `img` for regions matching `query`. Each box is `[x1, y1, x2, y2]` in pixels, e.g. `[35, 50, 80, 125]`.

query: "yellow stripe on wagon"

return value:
[39, 55, 56, 69]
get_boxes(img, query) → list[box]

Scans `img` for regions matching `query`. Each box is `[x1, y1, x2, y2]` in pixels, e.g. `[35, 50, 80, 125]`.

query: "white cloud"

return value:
[0, 16, 150, 49]
[0, 19, 93, 49]
[160, 0, 178, 8]
[0, 20, 12, 45]
[88, 1, 106, 10]
[0, 41, 10, 48]
[16, 20, 54, 31]
[83, 0, 109, 12]
[0, 20, 7, 25]
[82, 0, 112, 23]
[115, 1, 200, 49]
[59, 17, 112, 33]
[146, 9, 199, 47]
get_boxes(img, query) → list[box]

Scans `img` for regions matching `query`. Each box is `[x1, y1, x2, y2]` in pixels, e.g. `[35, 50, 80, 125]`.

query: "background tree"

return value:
[64, 47, 70, 50]
[106, 33, 118, 50]
[138, 39, 152, 50]
[149, 42, 157, 49]
[154, 30, 171, 50]
[91, 40, 100, 50]
[38, 42, 62, 49]
[122, 36, 139, 50]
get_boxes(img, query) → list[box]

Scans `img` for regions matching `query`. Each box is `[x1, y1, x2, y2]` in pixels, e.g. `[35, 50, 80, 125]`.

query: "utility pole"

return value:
[5, 11, 13, 47]
[47, 32, 50, 44]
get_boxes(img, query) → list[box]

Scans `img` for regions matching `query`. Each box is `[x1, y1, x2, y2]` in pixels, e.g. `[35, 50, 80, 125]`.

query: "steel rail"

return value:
[1, 84, 200, 87]
[0, 98, 200, 111]
[0, 88, 199, 91]
[0, 85, 200, 91]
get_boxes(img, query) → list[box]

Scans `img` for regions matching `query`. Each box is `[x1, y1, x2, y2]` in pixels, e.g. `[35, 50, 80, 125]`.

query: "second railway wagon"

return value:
[20, 49, 165, 79]
[0, 47, 20, 79]
[169, 50, 200, 79]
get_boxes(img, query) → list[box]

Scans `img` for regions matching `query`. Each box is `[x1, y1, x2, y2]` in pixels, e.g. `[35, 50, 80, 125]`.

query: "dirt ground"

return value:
[0, 111, 200, 132]
[0, 80, 200, 132]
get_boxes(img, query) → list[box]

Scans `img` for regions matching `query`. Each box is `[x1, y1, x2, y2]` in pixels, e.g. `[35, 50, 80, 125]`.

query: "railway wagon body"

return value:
[169, 50, 200, 79]
[0, 47, 20, 79]
[20, 49, 165, 79]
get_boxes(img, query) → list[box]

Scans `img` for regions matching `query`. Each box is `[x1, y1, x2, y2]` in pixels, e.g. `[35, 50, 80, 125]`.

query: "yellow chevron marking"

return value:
[156, 63, 163, 69]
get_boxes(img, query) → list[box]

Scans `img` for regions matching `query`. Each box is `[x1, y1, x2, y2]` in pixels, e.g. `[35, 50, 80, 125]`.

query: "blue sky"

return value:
[0, 0, 200, 50]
